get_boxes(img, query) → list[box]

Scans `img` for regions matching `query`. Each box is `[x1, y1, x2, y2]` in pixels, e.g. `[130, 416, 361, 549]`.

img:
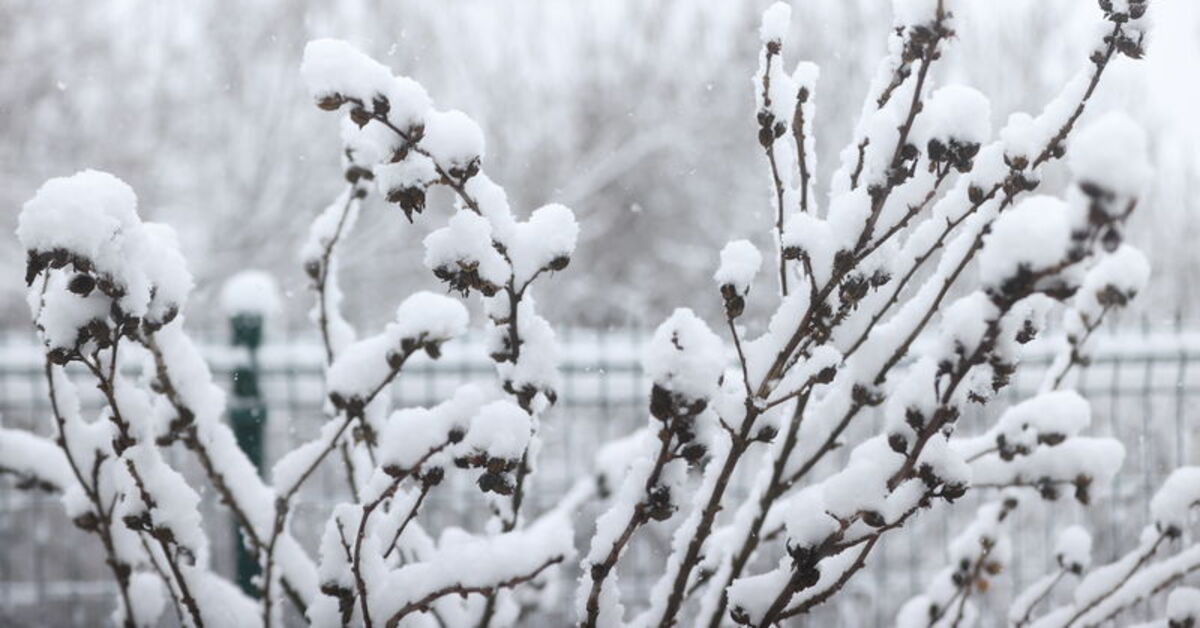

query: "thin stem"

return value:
[1063, 531, 1169, 627]
[1012, 569, 1068, 628]
[339, 439, 362, 503]
[772, 495, 931, 623]
[948, 541, 996, 628]
[350, 441, 453, 628]
[90, 344, 206, 628]
[581, 408, 696, 628]
[314, 187, 359, 366]
[702, 394, 810, 628]
[384, 557, 563, 628]
[43, 358, 138, 628]
[728, 318, 754, 399]
[261, 499, 286, 628]
[1049, 304, 1113, 390]
[758, 46, 790, 296]
[382, 483, 432, 561]
[792, 87, 813, 216]
[137, 531, 186, 626]
[1032, 22, 1124, 171]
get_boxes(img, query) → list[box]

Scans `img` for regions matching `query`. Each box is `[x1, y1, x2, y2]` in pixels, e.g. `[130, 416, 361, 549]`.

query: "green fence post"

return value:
[229, 312, 265, 596]
[222, 271, 278, 597]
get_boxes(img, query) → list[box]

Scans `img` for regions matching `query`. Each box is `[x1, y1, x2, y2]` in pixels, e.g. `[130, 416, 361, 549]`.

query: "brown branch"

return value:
[140, 329, 414, 619]
[787, 24, 1126, 499]
[855, 19, 946, 248]
[140, 332, 313, 618]
[702, 394, 810, 628]
[728, 318, 754, 400]
[653, 423, 756, 627]
[857, 167, 951, 263]
[581, 510, 650, 628]
[759, 234, 1091, 621]
[776, 537, 879, 623]
[1063, 531, 1169, 627]
[308, 180, 380, 475]
[384, 556, 563, 628]
[382, 482, 433, 560]
[770, 494, 933, 624]
[1012, 568, 1068, 628]
[339, 439, 362, 502]
[886, 210, 1112, 492]
[792, 85, 813, 215]
[86, 346, 206, 628]
[671, 12, 1126, 623]
[1094, 549, 1200, 625]
[140, 335, 268, 551]
[350, 440, 454, 628]
[1049, 303, 1114, 390]
[849, 138, 870, 189]
[582, 404, 702, 628]
[343, 99, 483, 217]
[260, 498, 287, 628]
[1032, 22, 1124, 170]
[42, 358, 138, 628]
[313, 186, 360, 366]
[136, 530, 186, 626]
[759, 46, 790, 297]
[947, 540, 996, 628]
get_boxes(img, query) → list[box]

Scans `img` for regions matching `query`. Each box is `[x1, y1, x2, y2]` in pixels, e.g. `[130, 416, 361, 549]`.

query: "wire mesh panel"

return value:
[0, 321, 1197, 626]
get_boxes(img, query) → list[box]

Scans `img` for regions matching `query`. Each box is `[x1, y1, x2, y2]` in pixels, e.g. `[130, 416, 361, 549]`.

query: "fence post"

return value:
[221, 271, 280, 597]
[229, 311, 266, 596]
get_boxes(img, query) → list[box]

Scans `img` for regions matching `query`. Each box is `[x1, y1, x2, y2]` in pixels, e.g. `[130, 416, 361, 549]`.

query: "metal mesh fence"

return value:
[0, 319, 1197, 626]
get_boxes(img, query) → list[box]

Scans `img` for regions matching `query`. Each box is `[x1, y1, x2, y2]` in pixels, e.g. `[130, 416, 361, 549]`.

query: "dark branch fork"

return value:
[1062, 530, 1171, 627]
[1012, 568, 1069, 628]
[580, 384, 731, 627]
[350, 439, 455, 628]
[383, 556, 564, 628]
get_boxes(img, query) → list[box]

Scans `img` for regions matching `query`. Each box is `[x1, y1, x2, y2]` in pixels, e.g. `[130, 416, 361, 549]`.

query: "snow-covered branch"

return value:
[297, 38, 578, 627]
[574, 1, 1157, 626]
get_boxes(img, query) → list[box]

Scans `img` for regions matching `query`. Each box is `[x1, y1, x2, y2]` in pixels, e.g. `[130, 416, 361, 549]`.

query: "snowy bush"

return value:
[6, 0, 1193, 626]
[575, 0, 1171, 626]
[9, 34, 578, 628]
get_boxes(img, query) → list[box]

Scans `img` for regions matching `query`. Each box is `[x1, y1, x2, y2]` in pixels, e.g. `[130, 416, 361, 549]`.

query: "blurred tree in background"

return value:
[2, 0, 1197, 328]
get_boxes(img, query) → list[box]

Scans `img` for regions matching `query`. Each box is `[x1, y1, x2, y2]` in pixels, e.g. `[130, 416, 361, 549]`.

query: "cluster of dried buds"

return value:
[432, 260, 501, 298]
[1097, 0, 1148, 58]
[926, 137, 982, 173]
[455, 450, 522, 496]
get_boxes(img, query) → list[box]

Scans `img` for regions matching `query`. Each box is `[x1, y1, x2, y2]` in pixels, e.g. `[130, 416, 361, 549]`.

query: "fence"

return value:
[0, 320, 1198, 626]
